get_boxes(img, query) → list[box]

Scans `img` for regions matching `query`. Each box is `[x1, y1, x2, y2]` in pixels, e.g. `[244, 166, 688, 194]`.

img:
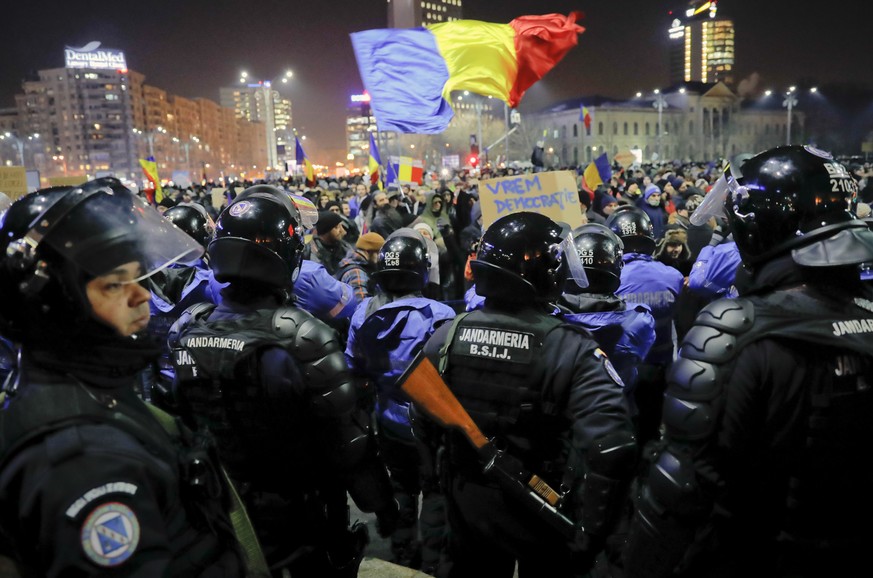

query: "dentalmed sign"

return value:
[64, 42, 127, 71]
[479, 170, 583, 229]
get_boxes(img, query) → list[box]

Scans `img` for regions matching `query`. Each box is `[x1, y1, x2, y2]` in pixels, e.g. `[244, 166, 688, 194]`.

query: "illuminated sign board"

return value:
[351, 93, 371, 104]
[64, 41, 127, 71]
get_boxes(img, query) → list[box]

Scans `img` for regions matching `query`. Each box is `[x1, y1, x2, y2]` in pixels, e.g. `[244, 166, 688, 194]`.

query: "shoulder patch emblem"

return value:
[594, 348, 625, 388]
[80, 502, 140, 567]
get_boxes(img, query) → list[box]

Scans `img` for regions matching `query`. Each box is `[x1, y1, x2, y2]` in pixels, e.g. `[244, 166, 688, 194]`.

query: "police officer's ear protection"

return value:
[6, 185, 102, 298]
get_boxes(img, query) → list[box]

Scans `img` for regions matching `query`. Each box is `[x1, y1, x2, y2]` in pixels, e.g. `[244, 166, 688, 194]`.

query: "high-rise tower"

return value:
[668, 1, 735, 85]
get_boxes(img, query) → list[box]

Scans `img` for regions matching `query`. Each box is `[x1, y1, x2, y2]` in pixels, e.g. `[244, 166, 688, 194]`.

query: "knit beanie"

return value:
[315, 211, 343, 235]
[356, 232, 385, 251]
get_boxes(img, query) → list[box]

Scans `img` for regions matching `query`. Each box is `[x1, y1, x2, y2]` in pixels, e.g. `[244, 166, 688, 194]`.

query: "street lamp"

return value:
[653, 90, 667, 161]
[1, 132, 25, 166]
[783, 87, 799, 145]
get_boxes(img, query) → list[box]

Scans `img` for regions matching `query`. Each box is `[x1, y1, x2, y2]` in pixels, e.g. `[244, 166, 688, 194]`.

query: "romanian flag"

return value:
[388, 156, 424, 185]
[351, 12, 584, 133]
[581, 152, 612, 200]
[368, 132, 383, 190]
[579, 104, 592, 131]
[296, 137, 315, 187]
[139, 157, 163, 204]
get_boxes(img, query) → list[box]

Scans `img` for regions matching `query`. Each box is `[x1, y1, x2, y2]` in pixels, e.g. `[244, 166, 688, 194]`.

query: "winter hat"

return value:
[684, 194, 704, 214]
[663, 225, 688, 245]
[597, 193, 619, 212]
[356, 232, 385, 251]
[644, 184, 661, 200]
[315, 210, 344, 235]
[413, 222, 434, 239]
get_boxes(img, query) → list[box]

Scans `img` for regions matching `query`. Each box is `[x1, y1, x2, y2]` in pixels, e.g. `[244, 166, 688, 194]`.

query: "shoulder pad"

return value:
[168, 302, 217, 348]
[694, 298, 755, 333]
[272, 305, 317, 340]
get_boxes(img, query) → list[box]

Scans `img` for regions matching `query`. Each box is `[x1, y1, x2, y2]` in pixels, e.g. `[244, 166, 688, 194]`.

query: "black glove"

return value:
[375, 499, 400, 538]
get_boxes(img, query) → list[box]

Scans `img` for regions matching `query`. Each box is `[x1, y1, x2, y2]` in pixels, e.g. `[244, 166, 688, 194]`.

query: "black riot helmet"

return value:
[373, 227, 431, 294]
[605, 206, 656, 255]
[163, 202, 215, 248]
[692, 145, 873, 267]
[207, 185, 310, 289]
[472, 211, 588, 305]
[0, 178, 203, 343]
[567, 223, 624, 295]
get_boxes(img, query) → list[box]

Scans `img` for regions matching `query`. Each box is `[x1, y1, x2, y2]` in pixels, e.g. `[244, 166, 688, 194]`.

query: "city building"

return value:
[219, 80, 293, 173]
[525, 82, 800, 166]
[387, 0, 463, 28]
[346, 92, 375, 171]
[667, 1, 735, 86]
[6, 43, 270, 186]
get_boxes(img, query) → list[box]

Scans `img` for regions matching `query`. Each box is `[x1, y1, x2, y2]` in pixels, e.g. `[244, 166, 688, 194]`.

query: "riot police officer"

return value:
[558, 223, 656, 414]
[414, 211, 637, 577]
[345, 228, 456, 573]
[143, 202, 220, 405]
[624, 146, 873, 577]
[606, 207, 684, 448]
[169, 185, 398, 577]
[0, 178, 252, 576]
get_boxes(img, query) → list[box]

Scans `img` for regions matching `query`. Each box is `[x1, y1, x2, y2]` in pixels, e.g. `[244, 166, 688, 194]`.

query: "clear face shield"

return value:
[554, 225, 589, 289]
[32, 183, 204, 284]
[689, 165, 745, 226]
[288, 193, 319, 229]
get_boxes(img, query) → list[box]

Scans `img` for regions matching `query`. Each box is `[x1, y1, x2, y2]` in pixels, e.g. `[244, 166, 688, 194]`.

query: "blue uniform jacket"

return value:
[688, 241, 742, 300]
[293, 260, 359, 321]
[617, 253, 684, 365]
[560, 298, 656, 395]
[345, 296, 456, 441]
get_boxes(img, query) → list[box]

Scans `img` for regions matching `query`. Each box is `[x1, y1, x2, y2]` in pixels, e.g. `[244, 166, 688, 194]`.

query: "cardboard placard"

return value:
[478, 170, 583, 229]
[0, 167, 28, 199]
[48, 176, 87, 188]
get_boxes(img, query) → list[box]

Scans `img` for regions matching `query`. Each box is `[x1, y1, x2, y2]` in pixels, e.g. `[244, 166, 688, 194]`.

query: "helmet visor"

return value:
[40, 186, 203, 282]
[557, 227, 589, 289]
[690, 168, 739, 226]
[289, 194, 319, 229]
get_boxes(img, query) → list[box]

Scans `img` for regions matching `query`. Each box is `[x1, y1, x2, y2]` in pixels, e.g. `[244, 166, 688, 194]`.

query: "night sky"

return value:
[1, 0, 867, 162]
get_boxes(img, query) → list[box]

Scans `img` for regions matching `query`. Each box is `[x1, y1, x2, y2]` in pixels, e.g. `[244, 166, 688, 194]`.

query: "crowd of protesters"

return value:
[3, 149, 873, 578]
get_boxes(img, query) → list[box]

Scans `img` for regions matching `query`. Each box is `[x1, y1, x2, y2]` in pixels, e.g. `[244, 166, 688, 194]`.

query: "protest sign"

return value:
[478, 170, 582, 229]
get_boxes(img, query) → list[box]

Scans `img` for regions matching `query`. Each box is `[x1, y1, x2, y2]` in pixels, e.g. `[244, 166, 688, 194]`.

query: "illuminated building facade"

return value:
[388, 0, 463, 28]
[668, 1, 735, 86]
[9, 43, 270, 185]
[219, 84, 293, 171]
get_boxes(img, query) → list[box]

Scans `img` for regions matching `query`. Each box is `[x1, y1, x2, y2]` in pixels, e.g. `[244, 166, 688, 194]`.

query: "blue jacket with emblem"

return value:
[558, 293, 656, 408]
[345, 294, 456, 441]
[617, 253, 684, 365]
[293, 260, 359, 321]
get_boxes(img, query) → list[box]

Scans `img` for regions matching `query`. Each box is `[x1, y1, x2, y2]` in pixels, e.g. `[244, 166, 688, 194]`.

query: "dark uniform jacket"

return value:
[0, 357, 243, 577]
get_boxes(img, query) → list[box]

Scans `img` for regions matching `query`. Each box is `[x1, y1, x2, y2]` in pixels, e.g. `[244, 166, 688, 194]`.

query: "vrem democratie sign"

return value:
[479, 170, 583, 230]
[64, 41, 127, 71]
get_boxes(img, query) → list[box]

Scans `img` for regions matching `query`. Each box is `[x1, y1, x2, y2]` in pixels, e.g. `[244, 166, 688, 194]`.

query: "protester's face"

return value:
[342, 202, 351, 216]
[86, 261, 151, 337]
[431, 197, 443, 215]
[374, 193, 389, 208]
[646, 193, 661, 206]
[328, 205, 341, 214]
[356, 184, 367, 196]
[416, 191, 427, 203]
[329, 222, 347, 242]
[319, 193, 330, 207]
[603, 202, 618, 216]
[665, 243, 682, 259]
[417, 228, 433, 240]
